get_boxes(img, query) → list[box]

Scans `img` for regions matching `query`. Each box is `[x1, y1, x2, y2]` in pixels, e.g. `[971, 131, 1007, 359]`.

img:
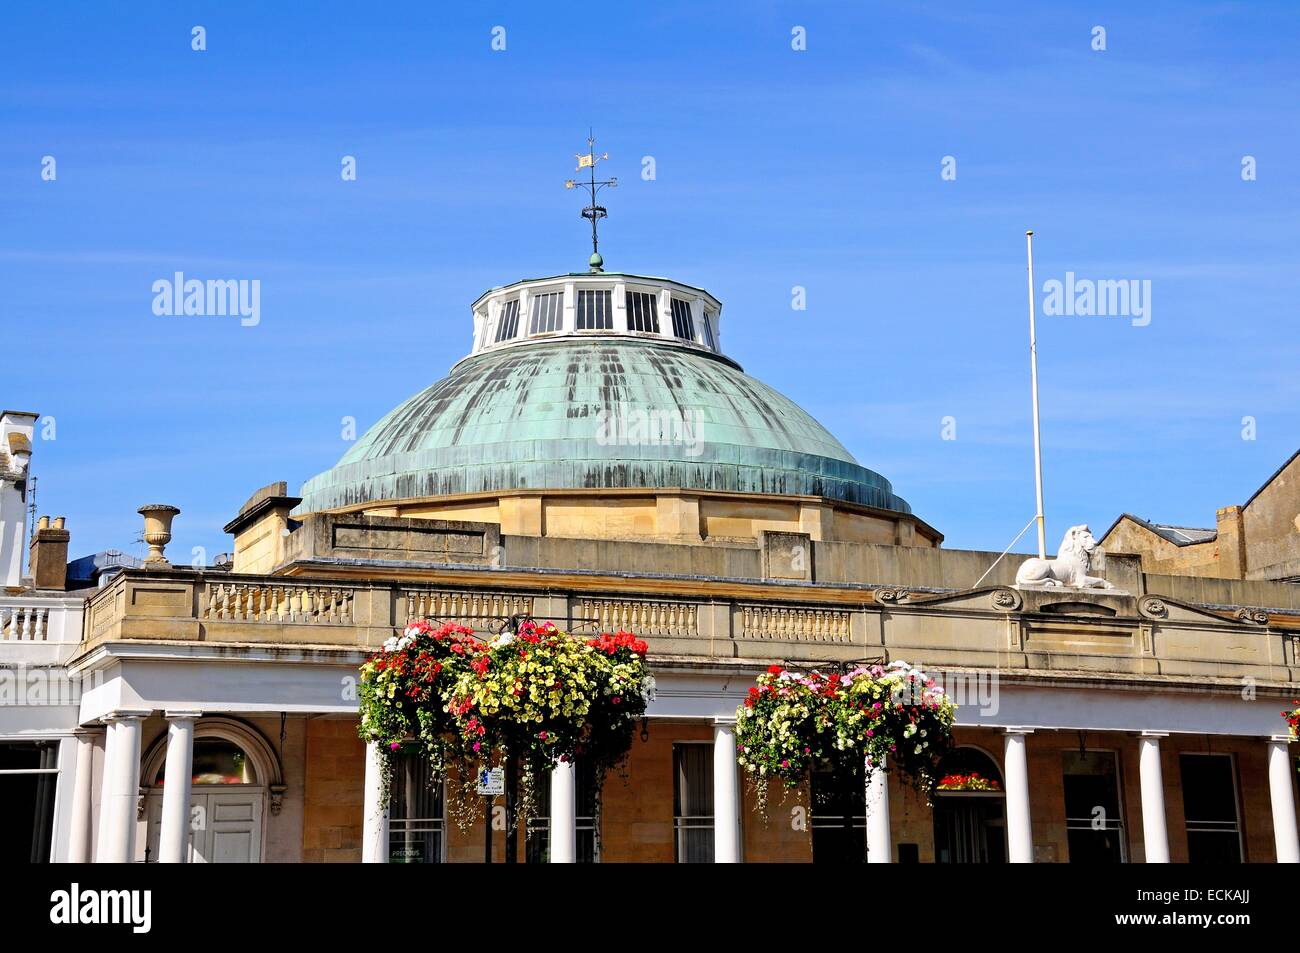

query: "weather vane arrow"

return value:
[565, 131, 616, 272]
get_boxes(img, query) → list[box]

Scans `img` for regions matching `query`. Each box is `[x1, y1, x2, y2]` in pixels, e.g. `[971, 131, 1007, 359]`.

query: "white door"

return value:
[145, 788, 263, 863]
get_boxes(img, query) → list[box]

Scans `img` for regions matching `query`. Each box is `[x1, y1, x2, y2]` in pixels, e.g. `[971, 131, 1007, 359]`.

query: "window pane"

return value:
[529, 292, 562, 334]
[1180, 754, 1239, 824]
[494, 299, 520, 342]
[578, 290, 611, 330]
[0, 772, 57, 862]
[159, 738, 255, 786]
[1180, 754, 1241, 862]
[626, 291, 660, 333]
[1062, 751, 1121, 820]
[389, 750, 444, 863]
[670, 299, 696, 341]
[673, 744, 713, 863]
[1062, 751, 1124, 862]
[810, 761, 866, 862]
[0, 740, 58, 772]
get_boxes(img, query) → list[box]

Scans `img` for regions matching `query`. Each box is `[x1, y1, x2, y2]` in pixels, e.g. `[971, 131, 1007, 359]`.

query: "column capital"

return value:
[101, 709, 152, 724]
[1003, 727, 1034, 736]
[1268, 734, 1294, 745]
[1139, 731, 1169, 739]
[164, 710, 204, 722]
[73, 725, 106, 737]
[712, 716, 737, 727]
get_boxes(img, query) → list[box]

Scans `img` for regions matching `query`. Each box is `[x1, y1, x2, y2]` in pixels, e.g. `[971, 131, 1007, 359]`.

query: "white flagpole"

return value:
[1026, 230, 1047, 559]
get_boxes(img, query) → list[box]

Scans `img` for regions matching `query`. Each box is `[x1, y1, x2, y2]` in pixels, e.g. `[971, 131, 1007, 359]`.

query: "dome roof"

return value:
[297, 336, 911, 515]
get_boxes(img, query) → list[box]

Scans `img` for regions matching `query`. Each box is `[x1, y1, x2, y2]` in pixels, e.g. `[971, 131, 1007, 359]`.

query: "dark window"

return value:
[1180, 753, 1242, 863]
[810, 760, 866, 862]
[528, 292, 563, 334]
[0, 741, 59, 863]
[670, 299, 696, 341]
[388, 750, 445, 863]
[701, 312, 717, 349]
[1063, 751, 1125, 862]
[932, 746, 1007, 863]
[525, 760, 601, 863]
[625, 291, 660, 333]
[673, 744, 713, 862]
[494, 298, 520, 342]
[576, 290, 612, 330]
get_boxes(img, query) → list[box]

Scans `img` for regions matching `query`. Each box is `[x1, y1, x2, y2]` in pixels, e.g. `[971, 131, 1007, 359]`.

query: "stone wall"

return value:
[302, 717, 365, 863]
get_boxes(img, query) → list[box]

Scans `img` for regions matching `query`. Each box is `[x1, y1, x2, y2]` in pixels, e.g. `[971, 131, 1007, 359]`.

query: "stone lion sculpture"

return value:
[1014, 524, 1115, 589]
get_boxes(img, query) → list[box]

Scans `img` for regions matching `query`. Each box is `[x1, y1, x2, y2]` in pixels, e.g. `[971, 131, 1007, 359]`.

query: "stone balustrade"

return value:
[77, 567, 1300, 686]
[203, 581, 354, 624]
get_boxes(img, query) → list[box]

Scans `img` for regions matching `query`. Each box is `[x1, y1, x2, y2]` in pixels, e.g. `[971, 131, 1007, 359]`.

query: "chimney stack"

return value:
[0, 410, 38, 592]
[29, 515, 70, 590]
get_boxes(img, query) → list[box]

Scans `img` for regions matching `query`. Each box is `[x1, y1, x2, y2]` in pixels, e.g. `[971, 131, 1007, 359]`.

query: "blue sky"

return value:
[4, 1, 1298, 562]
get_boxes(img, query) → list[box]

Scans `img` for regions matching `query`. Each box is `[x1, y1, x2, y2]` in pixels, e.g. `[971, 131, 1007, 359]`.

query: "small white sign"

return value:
[476, 767, 505, 796]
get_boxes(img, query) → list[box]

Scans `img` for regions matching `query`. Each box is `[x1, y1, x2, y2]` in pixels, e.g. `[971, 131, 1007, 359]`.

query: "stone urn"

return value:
[138, 504, 181, 568]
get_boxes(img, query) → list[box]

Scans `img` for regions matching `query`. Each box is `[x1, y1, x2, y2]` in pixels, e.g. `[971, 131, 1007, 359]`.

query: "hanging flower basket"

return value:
[735, 660, 957, 812]
[1283, 701, 1300, 745]
[358, 619, 652, 826]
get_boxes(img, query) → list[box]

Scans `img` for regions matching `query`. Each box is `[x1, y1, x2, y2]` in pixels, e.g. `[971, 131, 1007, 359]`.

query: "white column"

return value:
[1138, 731, 1170, 863]
[1268, 735, 1300, 863]
[158, 711, 201, 863]
[95, 710, 149, 863]
[66, 730, 98, 863]
[712, 719, 741, 863]
[865, 759, 892, 863]
[361, 742, 390, 863]
[1003, 728, 1034, 863]
[550, 758, 577, 863]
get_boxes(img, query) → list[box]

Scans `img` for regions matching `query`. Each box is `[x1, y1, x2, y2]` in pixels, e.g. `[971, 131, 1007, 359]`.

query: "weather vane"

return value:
[565, 131, 617, 272]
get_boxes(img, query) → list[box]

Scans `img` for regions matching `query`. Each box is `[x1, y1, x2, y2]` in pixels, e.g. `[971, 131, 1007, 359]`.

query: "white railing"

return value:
[0, 596, 83, 643]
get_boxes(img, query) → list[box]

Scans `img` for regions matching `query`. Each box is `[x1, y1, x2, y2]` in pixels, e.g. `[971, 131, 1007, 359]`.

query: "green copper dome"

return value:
[298, 337, 911, 514]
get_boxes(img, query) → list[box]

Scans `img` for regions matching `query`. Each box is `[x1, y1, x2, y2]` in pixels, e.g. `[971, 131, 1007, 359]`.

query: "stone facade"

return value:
[1102, 449, 1300, 582]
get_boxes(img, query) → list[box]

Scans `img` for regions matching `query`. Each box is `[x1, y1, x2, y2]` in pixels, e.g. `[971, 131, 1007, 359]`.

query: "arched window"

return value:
[158, 738, 256, 786]
[933, 746, 1007, 863]
[936, 746, 1003, 792]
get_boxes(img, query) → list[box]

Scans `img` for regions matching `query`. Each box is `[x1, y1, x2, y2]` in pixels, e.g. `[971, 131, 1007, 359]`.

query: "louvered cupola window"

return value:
[576, 289, 612, 330]
[494, 298, 521, 342]
[670, 298, 696, 341]
[625, 291, 660, 333]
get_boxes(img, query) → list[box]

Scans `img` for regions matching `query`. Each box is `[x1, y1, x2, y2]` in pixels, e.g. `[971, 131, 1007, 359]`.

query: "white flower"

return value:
[492, 633, 516, 648]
